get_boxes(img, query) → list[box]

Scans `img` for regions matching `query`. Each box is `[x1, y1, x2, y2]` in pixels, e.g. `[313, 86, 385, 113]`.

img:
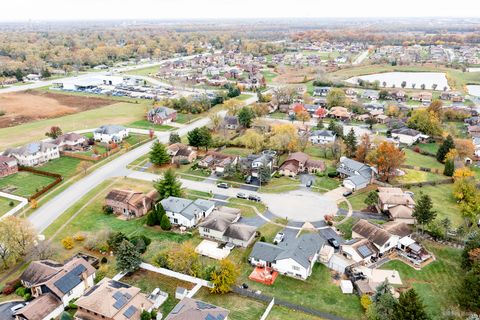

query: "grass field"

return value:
[0, 197, 18, 217]
[0, 171, 56, 198]
[335, 217, 359, 239]
[314, 177, 340, 191]
[127, 120, 175, 131]
[267, 306, 325, 320]
[260, 176, 300, 193]
[381, 242, 462, 320]
[124, 65, 160, 77]
[175, 113, 200, 124]
[408, 184, 463, 227]
[394, 169, 445, 184]
[0, 101, 148, 148]
[262, 70, 279, 83]
[236, 94, 253, 101]
[221, 147, 253, 157]
[416, 143, 439, 155]
[36, 157, 83, 178]
[404, 149, 443, 170]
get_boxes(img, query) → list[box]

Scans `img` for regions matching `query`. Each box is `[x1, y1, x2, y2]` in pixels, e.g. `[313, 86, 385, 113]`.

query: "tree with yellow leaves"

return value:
[241, 129, 265, 153]
[268, 123, 298, 153]
[210, 259, 239, 294]
[224, 99, 242, 116]
[454, 167, 474, 179]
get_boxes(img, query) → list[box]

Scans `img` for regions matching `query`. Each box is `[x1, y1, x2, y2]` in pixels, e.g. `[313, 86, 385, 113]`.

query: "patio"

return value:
[249, 266, 279, 285]
[195, 239, 231, 260]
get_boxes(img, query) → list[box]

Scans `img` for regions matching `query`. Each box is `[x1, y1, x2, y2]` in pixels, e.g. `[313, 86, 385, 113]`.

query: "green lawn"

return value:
[127, 120, 175, 131]
[336, 217, 360, 240]
[443, 121, 468, 138]
[404, 149, 443, 170]
[195, 288, 267, 320]
[124, 134, 151, 146]
[221, 147, 253, 157]
[262, 70, 279, 83]
[0, 197, 18, 217]
[394, 169, 446, 184]
[79, 144, 107, 156]
[36, 157, 82, 178]
[0, 171, 56, 198]
[268, 111, 287, 120]
[380, 242, 462, 320]
[175, 113, 199, 124]
[228, 198, 267, 217]
[0, 101, 149, 149]
[124, 65, 160, 77]
[267, 306, 325, 320]
[122, 269, 195, 316]
[236, 94, 253, 101]
[416, 143, 439, 155]
[408, 184, 463, 227]
[344, 188, 373, 211]
[314, 177, 340, 191]
[260, 176, 300, 193]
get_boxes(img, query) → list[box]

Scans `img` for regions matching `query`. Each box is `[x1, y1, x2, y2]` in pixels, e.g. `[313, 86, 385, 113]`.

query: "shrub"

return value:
[2, 285, 14, 295]
[100, 257, 108, 264]
[23, 293, 32, 301]
[60, 311, 74, 320]
[153, 251, 169, 268]
[360, 294, 372, 311]
[413, 146, 420, 153]
[327, 170, 339, 178]
[61, 237, 74, 250]
[103, 205, 114, 215]
[160, 214, 172, 230]
[68, 301, 78, 309]
[15, 287, 26, 297]
[140, 310, 151, 320]
[260, 236, 266, 242]
[9, 201, 14, 207]
[74, 233, 86, 242]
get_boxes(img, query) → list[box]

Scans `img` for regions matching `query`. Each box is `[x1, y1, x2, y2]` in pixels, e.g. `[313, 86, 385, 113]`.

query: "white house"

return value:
[249, 234, 324, 280]
[337, 157, 376, 191]
[3, 141, 60, 166]
[94, 125, 129, 143]
[53, 133, 86, 151]
[309, 130, 336, 145]
[391, 128, 425, 146]
[160, 196, 215, 228]
[351, 219, 400, 255]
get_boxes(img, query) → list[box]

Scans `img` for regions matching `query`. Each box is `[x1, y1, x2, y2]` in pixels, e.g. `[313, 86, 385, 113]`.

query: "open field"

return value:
[0, 171, 56, 198]
[0, 91, 115, 128]
[381, 242, 462, 320]
[394, 169, 445, 184]
[262, 70, 279, 83]
[0, 101, 148, 148]
[124, 65, 160, 77]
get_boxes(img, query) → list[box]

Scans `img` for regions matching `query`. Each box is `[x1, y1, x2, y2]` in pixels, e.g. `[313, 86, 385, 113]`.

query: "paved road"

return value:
[352, 50, 369, 65]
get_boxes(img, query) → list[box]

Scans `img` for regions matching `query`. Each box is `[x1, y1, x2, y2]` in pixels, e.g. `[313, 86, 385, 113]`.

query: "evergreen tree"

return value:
[149, 141, 170, 166]
[155, 203, 166, 222]
[145, 211, 158, 226]
[344, 128, 358, 157]
[187, 128, 202, 148]
[169, 132, 181, 144]
[436, 135, 455, 163]
[154, 168, 182, 199]
[160, 214, 172, 230]
[328, 120, 343, 139]
[115, 240, 141, 273]
[258, 165, 272, 184]
[364, 190, 379, 208]
[412, 193, 436, 233]
[394, 289, 429, 320]
[198, 126, 212, 151]
[238, 106, 256, 128]
[107, 232, 129, 254]
[443, 158, 454, 176]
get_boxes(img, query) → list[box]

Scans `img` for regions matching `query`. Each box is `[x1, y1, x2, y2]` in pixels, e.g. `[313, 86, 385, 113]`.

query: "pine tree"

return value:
[436, 135, 455, 163]
[160, 214, 172, 230]
[238, 106, 256, 128]
[169, 132, 181, 144]
[443, 158, 454, 176]
[145, 211, 158, 226]
[155, 203, 166, 223]
[412, 193, 436, 234]
[149, 141, 170, 166]
[154, 168, 182, 199]
[115, 240, 141, 273]
[394, 289, 429, 320]
[344, 128, 357, 158]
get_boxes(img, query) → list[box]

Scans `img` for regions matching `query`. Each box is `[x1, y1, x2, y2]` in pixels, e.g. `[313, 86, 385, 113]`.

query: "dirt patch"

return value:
[0, 91, 115, 128]
[272, 65, 321, 84]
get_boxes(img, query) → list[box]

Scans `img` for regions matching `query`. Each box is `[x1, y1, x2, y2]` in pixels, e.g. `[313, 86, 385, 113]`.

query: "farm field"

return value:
[0, 101, 148, 148]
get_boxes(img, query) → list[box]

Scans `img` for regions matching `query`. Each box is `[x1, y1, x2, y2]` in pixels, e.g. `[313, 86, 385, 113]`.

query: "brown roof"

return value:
[106, 189, 155, 210]
[388, 205, 414, 219]
[378, 188, 415, 206]
[45, 258, 96, 299]
[352, 219, 393, 247]
[165, 297, 229, 320]
[15, 293, 61, 320]
[383, 221, 412, 238]
[21, 260, 63, 286]
[306, 159, 326, 171]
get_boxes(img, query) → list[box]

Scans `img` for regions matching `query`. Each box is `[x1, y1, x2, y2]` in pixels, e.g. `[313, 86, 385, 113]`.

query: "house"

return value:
[412, 92, 432, 103]
[94, 125, 129, 143]
[362, 90, 380, 100]
[351, 220, 399, 255]
[161, 196, 215, 228]
[337, 157, 376, 191]
[198, 207, 257, 247]
[165, 297, 230, 320]
[313, 87, 331, 97]
[223, 116, 240, 130]
[278, 152, 325, 177]
[105, 189, 159, 218]
[17, 257, 96, 320]
[390, 90, 407, 102]
[391, 127, 425, 146]
[53, 133, 86, 151]
[329, 106, 352, 120]
[0, 155, 18, 177]
[25, 74, 41, 81]
[378, 187, 416, 224]
[75, 278, 153, 320]
[167, 143, 197, 164]
[341, 238, 379, 264]
[3, 142, 60, 167]
[147, 106, 177, 125]
[309, 130, 336, 144]
[239, 150, 276, 178]
[198, 151, 238, 175]
[249, 233, 325, 280]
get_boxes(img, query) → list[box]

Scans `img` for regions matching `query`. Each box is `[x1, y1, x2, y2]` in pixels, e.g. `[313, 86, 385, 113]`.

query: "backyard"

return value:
[0, 197, 18, 217]
[404, 149, 443, 170]
[36, 156, 83, 178]
[0, 171, 56, 198]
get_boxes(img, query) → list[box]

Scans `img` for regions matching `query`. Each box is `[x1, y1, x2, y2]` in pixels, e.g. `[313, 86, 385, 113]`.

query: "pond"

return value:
[346, 72, 449, 90]
[467, 85, 480, 97]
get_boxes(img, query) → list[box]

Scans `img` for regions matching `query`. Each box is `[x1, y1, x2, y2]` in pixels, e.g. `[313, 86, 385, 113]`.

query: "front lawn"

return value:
[36, 157, 83, 178]
[335, 217, 359, 240]
[416, 142, 439, 155]
[0, 171, 56, 198]
[267, 306, 324, 320]
[236, 94, 253, 101]
[314, 177, 340, 191]
[127, 120, 175, 131]
[404, 149, 443, 170]
[175, 113, 199, 124]
[124, 134, 151, 146]
[380, 242, 462, 320]
[260, 176, 300, 193]
[221, 147, 253, 157]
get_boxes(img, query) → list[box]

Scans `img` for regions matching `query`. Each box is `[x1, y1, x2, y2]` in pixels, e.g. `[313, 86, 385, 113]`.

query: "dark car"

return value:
[342, 190, 353, 197]
[328, 238, 340, 249]
[217, 183, 229, 189]
[248, 195, 261, 202]
[306, 180, 313, 188]
[245, 176, 252, 184]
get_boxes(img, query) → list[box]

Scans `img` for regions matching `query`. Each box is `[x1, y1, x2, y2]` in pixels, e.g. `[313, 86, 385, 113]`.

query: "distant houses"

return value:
[147, 106, 177, 125]
[0, 155, 18, 177]
[391, 127, 427, 146]
[309, 129, 336, 145]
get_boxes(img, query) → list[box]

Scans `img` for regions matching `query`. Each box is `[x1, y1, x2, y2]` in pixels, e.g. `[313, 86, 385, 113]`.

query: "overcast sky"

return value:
[1, 0, 480, 21]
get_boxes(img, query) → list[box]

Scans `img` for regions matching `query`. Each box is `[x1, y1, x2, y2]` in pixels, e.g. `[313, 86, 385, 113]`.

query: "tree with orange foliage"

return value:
[455, 139, 475, 159]
[296, 110, 311, 124]
[355, 133, 372, 163]
[268, 123, 298, 153]
[454, 167, 474, 179]
[366, 142, 405, 182]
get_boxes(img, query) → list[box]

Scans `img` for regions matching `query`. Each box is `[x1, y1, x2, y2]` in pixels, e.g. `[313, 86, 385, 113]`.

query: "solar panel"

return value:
[53, 265, 87, 294]
[108, 280, 131, 289]
[113, 296, 128, 309]
[123, 305, 137, 319]
[357, 245, 373, 258]
[196, 301, 215, 310]
[170, 303, 184, 314]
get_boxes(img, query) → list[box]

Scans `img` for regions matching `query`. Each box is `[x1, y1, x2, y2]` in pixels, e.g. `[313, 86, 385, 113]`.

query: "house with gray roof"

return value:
[337, 157, 376, 191]
[93, 125, 129, 143]
[147, 106, 177, 125]
[248, 233, 325, 280]
[165, 297, 229, 320]
[3, 141, 59, 167]
[309, 129, 336, 145]
[160, 196, 215, 228]
[391, 127, 427, 146]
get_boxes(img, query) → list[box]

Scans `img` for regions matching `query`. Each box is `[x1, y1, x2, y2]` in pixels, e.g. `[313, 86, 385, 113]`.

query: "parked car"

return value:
[328, 238, 340, 249]
[236, 192, 247, 199]
[10, 303, 26, 313]
[225, 242, 235, 251]
[342, 190, 353, 197]
[306, 180, 313, 188]
[245, 176, 252, 184]
[273, 232, 285, 244]
[217, 183, 229, 189]
[248, 195, 261, 202]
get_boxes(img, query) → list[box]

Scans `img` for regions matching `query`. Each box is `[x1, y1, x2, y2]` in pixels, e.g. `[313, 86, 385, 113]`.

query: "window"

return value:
[292, 265, 300, 271]
[204, 228, 210, 233]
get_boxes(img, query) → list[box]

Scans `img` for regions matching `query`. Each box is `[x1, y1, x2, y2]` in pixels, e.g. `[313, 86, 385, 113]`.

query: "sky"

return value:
[1, 0, 480, 21]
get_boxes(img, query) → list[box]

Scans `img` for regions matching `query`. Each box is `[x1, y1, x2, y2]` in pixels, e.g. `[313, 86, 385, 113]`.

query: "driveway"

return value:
[0, 301, 23, 319]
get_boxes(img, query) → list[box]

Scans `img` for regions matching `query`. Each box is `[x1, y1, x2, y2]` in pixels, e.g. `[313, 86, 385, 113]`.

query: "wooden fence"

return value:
[19, 167, 63, 201]
[61, 147, 120, 162]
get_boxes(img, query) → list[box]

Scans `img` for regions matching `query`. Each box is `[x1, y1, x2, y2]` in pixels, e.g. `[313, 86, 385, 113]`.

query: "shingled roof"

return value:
[352, 219, 393, 247]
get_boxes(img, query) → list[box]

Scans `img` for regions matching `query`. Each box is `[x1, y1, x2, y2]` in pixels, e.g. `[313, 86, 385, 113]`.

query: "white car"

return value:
[273, 232, 285, 244]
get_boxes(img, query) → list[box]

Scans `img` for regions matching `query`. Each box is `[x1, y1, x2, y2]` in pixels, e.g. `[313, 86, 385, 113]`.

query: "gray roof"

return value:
[224, 116, 239, 126]
[4, 141, 58, 157]
[53, 264, 87, 294]
[148, 106, 176, 119]
[95, 125, 127, 135]
[250, 233, 324, 269]
[337, 157, 375, 184]
[224, 224, 257, 241]
[161, 197, 215, 220]
[310, 130, 335, 138]
[391, 127, 421, 137]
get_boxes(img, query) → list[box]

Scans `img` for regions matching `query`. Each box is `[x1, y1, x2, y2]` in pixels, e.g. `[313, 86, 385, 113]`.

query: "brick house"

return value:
[105, 189, 159, 218]
[0, 156, 18, 177]
[147, 106, 177, 125]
